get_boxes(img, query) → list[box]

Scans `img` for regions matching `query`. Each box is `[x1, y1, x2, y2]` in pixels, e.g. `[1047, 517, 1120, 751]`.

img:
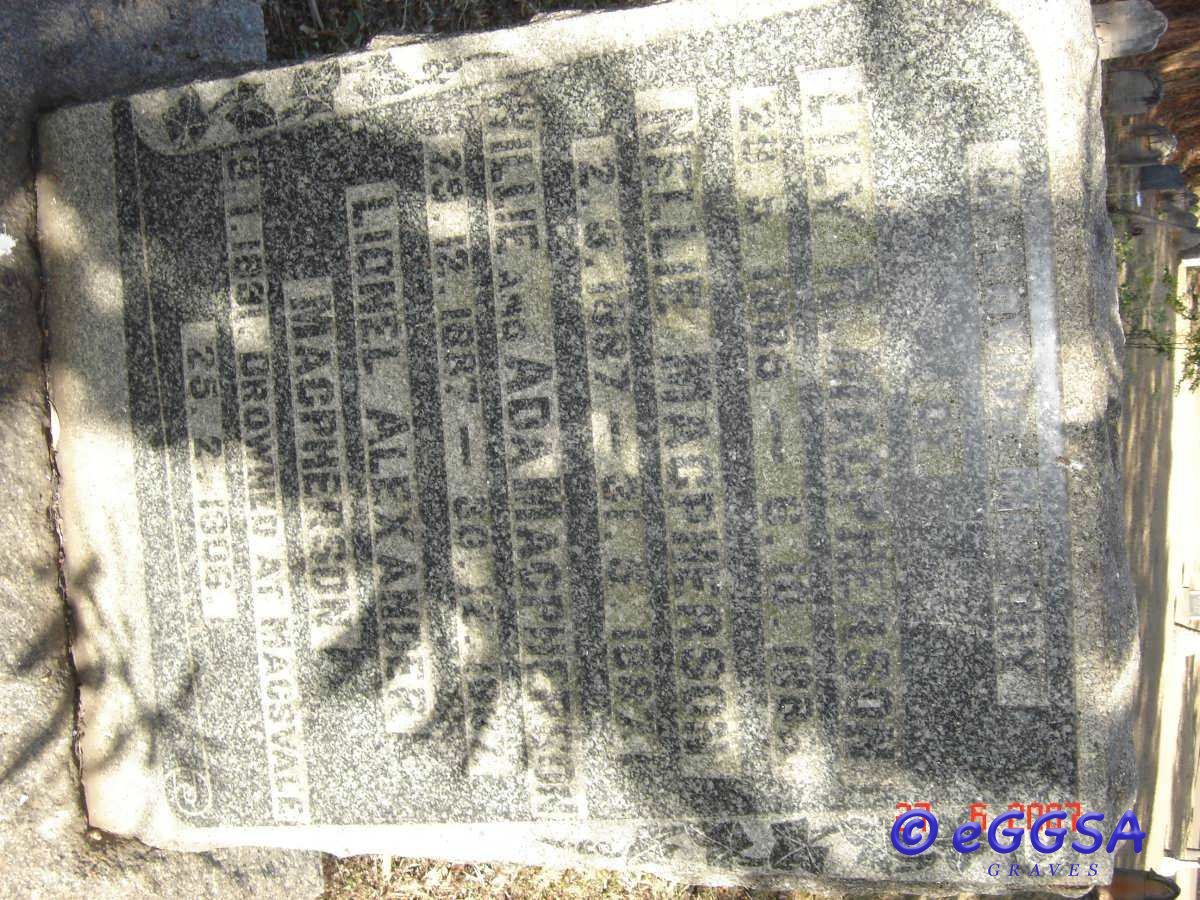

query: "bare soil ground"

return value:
[323, 856, 802, 899]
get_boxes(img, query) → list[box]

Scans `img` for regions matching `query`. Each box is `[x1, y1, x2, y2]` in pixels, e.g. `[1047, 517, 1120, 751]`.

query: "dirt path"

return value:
[1119, 226, 1200, 898]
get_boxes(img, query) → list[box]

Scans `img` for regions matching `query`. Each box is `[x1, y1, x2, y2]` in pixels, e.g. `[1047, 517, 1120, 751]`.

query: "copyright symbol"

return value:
[891, 809, 939, 856]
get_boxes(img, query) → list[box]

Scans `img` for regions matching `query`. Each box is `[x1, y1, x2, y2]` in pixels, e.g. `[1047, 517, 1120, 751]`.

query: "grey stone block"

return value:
[1140, 165, 1187, 192]
[1105, 69, 1163, 116]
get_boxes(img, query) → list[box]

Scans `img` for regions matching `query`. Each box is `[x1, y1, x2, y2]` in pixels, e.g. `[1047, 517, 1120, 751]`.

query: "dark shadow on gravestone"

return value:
[32, 0, 1138, 890]
[42, 0, 1036, 796]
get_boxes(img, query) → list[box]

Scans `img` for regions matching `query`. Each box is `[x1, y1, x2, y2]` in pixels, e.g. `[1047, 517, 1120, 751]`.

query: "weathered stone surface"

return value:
[1093, 0, 1168, 60]
[36, 0, 1136, 893]
[1, 1, 322, 896]
[1105, 68, 1163, 116]
[1140, 164, 1187, 192]
[1116, 124, 1177, 167]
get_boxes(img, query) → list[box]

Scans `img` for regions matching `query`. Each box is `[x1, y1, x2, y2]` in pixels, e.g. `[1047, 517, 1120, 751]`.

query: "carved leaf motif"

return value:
[701, 820, 756, 865]
[161, 87, 209, 149]
[163, 755, 212, 816]
[625, 822, 694, 863]
[282, 62, 341, 122]
[770, 819, 832, 872]
[215, 81, 277, 134]
[417, 52, 505, 86]
[348, 54, 412, 106]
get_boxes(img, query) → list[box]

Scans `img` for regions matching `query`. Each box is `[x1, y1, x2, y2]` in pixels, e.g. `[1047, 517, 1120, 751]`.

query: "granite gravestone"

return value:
[36, 0, 1136, 892]
[1106, 69, 1163, 116]
[1116, 124, 1177, 168]
[1092, 0, 1168, 59]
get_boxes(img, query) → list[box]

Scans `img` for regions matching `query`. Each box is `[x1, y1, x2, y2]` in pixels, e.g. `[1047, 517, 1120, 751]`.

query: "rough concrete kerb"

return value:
[8, 1, 323, 895]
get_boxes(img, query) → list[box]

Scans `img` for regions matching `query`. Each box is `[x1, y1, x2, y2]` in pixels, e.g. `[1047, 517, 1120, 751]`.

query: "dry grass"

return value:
[323, 855, 812, 899]
[262, 0, 649, 59]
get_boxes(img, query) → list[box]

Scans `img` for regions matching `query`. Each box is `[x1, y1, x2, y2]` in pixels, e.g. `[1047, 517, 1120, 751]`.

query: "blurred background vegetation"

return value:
[263, 0, 647, 59]
[1127, 0, 1200, 193]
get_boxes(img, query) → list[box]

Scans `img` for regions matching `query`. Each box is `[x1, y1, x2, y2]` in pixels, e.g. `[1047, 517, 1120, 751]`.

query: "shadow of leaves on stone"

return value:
[29, 3, 1136, 891]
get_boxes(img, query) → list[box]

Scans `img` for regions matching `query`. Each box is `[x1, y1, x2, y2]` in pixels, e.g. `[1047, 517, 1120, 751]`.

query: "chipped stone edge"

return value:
[996, 0, 1140, 833]
[36, 102, 169, 841]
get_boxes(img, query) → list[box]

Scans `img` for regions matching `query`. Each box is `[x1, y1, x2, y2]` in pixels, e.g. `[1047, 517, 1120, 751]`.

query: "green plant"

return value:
[1165, 282, 1200, 392]
[1114, 230, 1135, 269]
[1162, 264, 1179, 300]
[1122, 263, 1200, 392]
[1118, 265, 1156, 330]
[1115, 232, 1200, 390]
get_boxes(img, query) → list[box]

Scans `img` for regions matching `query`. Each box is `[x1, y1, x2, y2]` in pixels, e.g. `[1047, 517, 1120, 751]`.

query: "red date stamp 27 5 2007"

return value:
[890, 802, 1146, 859]
[895, 802, 1085, 831]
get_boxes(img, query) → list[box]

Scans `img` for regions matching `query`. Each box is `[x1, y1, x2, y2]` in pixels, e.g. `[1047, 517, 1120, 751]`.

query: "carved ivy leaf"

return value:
[281, 62, 340, 122]
[215, 81, 277, 134]
[701, 820, 756, 866]
[161, 87, 209, 149]
[347, 54, 412, 106]
[416, 52, 504, 86]
[770, 819, 832, 872]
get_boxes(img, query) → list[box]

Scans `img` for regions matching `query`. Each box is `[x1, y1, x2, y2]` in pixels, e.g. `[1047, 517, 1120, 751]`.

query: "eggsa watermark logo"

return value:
[890, 805, 1145, 862]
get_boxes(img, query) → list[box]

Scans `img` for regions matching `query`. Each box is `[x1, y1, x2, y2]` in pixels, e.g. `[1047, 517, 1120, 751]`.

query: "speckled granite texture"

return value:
[36, 0, 1135, 892]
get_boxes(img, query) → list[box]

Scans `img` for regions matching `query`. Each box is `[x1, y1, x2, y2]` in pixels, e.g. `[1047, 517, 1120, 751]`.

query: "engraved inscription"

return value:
[283, 277, 362, 650]
[222, 144, 310, 821]
[905, 373, 976, 628]
[222, 145, 269, 316]
[731, 86, 816, 764]
[483, 94, 582, 815]
[571, 134, 659, 756]
[799, 66, 898, 764]
[346, 182, 433, 732]
[967, 141, 1049, 707]
[180, 320, 237, 621]
[99, 4, 1085, 842]
[423, 133, 520, 774]
[637, 87, 740, 776]
[909, 377, 965, 479]
[231, 314, 311, 824]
